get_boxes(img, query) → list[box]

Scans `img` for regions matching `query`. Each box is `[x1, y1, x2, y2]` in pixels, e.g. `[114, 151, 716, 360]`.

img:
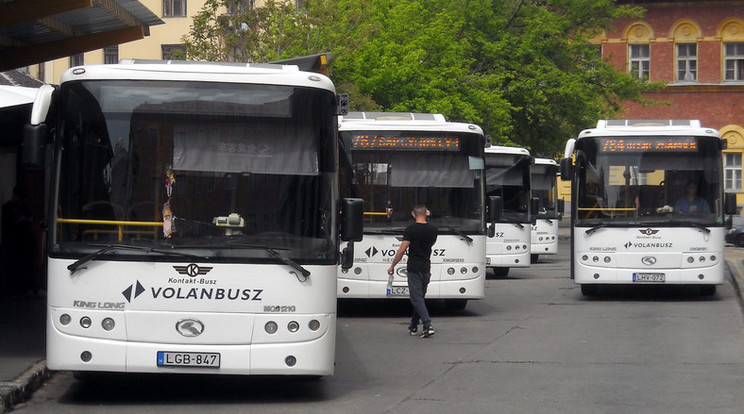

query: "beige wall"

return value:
[29, 0, 208, 84]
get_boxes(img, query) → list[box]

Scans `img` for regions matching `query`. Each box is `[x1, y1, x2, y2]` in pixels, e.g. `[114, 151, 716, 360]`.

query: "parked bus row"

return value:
[19, 60, 574, 381]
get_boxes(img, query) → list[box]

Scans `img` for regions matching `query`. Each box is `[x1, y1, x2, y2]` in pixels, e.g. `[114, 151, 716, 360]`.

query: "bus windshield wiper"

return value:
[68, 244, 199, 274]
[442, 226, 473, 244]
[660, 219, 711, 234]
[364, 227, 405, 235]
[585, 223, 608, 235]
[224, 242, 310, 281]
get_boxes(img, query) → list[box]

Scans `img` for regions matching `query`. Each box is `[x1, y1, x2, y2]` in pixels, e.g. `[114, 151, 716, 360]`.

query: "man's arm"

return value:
[387, 240, 411, 275]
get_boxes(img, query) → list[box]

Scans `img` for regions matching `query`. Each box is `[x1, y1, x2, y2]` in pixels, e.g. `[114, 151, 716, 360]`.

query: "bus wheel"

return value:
[530, 254, 539, 263]
[492, 267, 509, 278]
[445, 299, 468, 310]
[580, 284, 598, 296]
[699, 285, 717, 296]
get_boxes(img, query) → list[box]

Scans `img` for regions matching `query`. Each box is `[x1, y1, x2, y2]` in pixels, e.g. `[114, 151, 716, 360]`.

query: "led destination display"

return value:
[601, 137, 698, 152]
[352, 134, 461, 151]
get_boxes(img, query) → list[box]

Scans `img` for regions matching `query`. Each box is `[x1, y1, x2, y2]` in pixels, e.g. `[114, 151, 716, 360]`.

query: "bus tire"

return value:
[530, 254, 539, 263]
[699, 285, 716, 296]
[580, 284, 598, 296]
[445, 299, 468, 310]
[492, 267, 509, 278]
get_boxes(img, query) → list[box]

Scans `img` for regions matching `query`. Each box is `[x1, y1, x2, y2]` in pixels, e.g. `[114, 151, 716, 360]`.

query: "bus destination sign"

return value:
[601, 137, 697, 152]
[352, 134, 460, 151]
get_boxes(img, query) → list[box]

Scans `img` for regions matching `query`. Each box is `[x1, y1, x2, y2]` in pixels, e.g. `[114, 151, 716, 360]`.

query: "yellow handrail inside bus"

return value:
[364, 212, 388, 216]
[57, 218, 162, 241]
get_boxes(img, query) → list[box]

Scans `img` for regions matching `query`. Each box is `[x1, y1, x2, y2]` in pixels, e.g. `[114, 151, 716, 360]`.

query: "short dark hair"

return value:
[412, 204, 427, 217]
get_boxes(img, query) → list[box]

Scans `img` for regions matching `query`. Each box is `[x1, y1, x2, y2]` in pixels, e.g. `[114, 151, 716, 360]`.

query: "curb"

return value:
[726, 257, 744, 303]
[0, 360, 51, 414]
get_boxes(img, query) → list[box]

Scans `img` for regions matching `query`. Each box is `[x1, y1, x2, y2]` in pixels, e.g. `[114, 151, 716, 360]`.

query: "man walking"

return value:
[387, 204, 438, 338]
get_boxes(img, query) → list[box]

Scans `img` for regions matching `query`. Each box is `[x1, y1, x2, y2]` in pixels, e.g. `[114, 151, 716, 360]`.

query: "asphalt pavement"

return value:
[2, 230, 744, 413]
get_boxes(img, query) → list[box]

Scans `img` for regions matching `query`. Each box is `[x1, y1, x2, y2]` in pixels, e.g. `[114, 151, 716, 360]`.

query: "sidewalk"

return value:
[0, 294, 49, 414]
[2, 245, 744, 413]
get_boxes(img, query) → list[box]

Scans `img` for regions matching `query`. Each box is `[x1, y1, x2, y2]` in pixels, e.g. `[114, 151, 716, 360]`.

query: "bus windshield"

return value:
[485, 153, 532, 223]
[52, 80, 338, 264]
[341, 130, 484, 233]
[532, 163, 559, 219]
[574, 136, 724, 227]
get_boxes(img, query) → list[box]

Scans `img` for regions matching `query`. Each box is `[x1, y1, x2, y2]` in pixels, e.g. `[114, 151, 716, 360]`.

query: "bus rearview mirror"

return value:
[560, 158, 572, 180]
[487, 196, 502, 222]
[340, 198, 364, 242]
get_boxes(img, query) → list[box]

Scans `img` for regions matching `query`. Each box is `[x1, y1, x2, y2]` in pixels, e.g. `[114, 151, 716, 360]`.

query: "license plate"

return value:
[633, 272, 665, 282]
[387, 286, 409, 297]
[157, 351, 220, 368]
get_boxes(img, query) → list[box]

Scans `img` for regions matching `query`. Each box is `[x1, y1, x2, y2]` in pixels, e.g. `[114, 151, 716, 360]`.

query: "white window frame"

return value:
[676, 43, 697, 82]
[725, 152, 742, 192]
[725, 42, 744, 81]
[629, 44, 650, 81]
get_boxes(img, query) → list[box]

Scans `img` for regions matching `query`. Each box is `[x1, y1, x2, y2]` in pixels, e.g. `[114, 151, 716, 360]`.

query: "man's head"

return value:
[412, 204, 428, 218]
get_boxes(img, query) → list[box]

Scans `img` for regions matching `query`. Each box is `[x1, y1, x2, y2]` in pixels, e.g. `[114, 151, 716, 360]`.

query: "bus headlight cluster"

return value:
[61, 313, 117, 332]
[264, 319, 321, 335]
[686, 255, 717, 264]
[446, 266, 480, 277]
[505, 244, 528, 252]
[537, 236, 556, 241]
[581, 254, 612, 265]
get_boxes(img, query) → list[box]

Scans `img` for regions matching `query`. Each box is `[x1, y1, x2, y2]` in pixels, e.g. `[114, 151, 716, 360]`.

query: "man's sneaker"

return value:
[420, 327, 435, 338]
[408, 326, 418, 336]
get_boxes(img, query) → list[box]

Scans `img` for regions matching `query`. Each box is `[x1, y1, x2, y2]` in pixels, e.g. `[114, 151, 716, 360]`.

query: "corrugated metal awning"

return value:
[0, 0, 163, 72]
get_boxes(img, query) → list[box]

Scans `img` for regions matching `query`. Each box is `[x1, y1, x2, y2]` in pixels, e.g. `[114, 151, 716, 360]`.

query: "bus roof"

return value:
[59, 60, 336, 92]
[577, 119, 720, 139]
[484, 145, 531, 156]
[339, 111, 484, 134]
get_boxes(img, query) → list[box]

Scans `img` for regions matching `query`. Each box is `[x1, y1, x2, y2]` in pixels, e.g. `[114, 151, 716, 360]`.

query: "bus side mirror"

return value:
[560, 158, 572, 180]
[530, 197, 540, 225]
[487, 196, 502, 223]
[22, 123, 47, 169]
[557, 198, 565, 219]
[340, 198, 363, 242]
[341, 243, 354, 270]
[725, 193, 738, 216]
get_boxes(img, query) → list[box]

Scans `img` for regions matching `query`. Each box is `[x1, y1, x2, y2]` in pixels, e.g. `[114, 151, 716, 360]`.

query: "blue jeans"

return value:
[407, 271, 431, 328]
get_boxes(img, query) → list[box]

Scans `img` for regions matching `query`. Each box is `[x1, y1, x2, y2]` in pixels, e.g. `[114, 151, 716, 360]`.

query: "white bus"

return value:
[560, 119, 737, 296]
[484, 145, 538, 277]
[23, 61, 363, 376]
[337, 112, 488, 310]
[530, 157, 563, 263]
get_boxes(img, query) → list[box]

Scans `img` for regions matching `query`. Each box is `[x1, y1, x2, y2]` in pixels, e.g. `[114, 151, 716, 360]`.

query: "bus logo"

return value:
[641, 256, 657, 266]
[174, 264, 213, 277]
[176, 319, 205, 337]
[639, 228, 659, 236]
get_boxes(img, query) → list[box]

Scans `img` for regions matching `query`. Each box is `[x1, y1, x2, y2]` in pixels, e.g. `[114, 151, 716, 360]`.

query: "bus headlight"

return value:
[265, 321, 278, 334]
[101, 318, 115, 331]
[80, 316, 92, 329]
[308, 319, 321, 331]
[447, 267, 455, 275]
[60, 314, 71, 326]
[288, 321, 300, 333]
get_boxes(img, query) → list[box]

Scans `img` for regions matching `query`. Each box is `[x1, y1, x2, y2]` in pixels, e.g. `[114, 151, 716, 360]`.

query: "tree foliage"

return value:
[183, 0, 660, 157]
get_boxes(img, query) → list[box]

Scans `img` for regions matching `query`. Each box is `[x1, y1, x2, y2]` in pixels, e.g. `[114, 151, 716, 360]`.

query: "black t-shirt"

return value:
[403, 222, 438, 274]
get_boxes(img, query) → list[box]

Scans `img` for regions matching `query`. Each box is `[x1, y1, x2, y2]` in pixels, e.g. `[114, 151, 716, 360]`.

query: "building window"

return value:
[104, 46, 119, 64]
[70, 53, 84, 67]
[629, 44, 649, 81]
[725, 43, 744, 81]
[676, 43, 697, 82]
[163, 0, 187, 17]
[162, 44, 187, 60]
[725, 153, 742, 192]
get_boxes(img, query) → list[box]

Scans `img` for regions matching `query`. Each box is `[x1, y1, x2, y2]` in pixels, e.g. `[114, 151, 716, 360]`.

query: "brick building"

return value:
[598, 0, 744, 209]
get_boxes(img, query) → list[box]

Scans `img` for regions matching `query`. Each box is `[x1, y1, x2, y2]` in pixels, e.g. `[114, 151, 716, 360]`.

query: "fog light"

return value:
[593, 273, 600, 279]
[592, 256, 599, 262]
[523, 245, 528, 250]
[80, 351, 92, 362]
[60, 314, 71, 326]
[342, 287, 349, 293]
[308, 319, 321, 331]
[265, 321, 278, 334]
[80, 316, 92, 329]
[285, 355, 297, 367]
[539, 237, 544, 241]
[582, 255, 588, 261]
[698, 274, 705, 280]
[288, 321, 300, 332]
[101, 318, 115, 331]
[460, 267, 467, 274]
[506, 245, 512, 251]
[447, 267, 455, 275]
[459, 287, 466, 294]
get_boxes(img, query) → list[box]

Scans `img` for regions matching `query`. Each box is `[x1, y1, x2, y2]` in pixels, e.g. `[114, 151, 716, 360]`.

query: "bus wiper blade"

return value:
[224, 242, 310, 281]
[67, 244, 198, 274]
[647, 219, 711, 234]
[443, 226, 473, 244]
[585, 224, 606, 235]
[364, 228, 405, 235]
